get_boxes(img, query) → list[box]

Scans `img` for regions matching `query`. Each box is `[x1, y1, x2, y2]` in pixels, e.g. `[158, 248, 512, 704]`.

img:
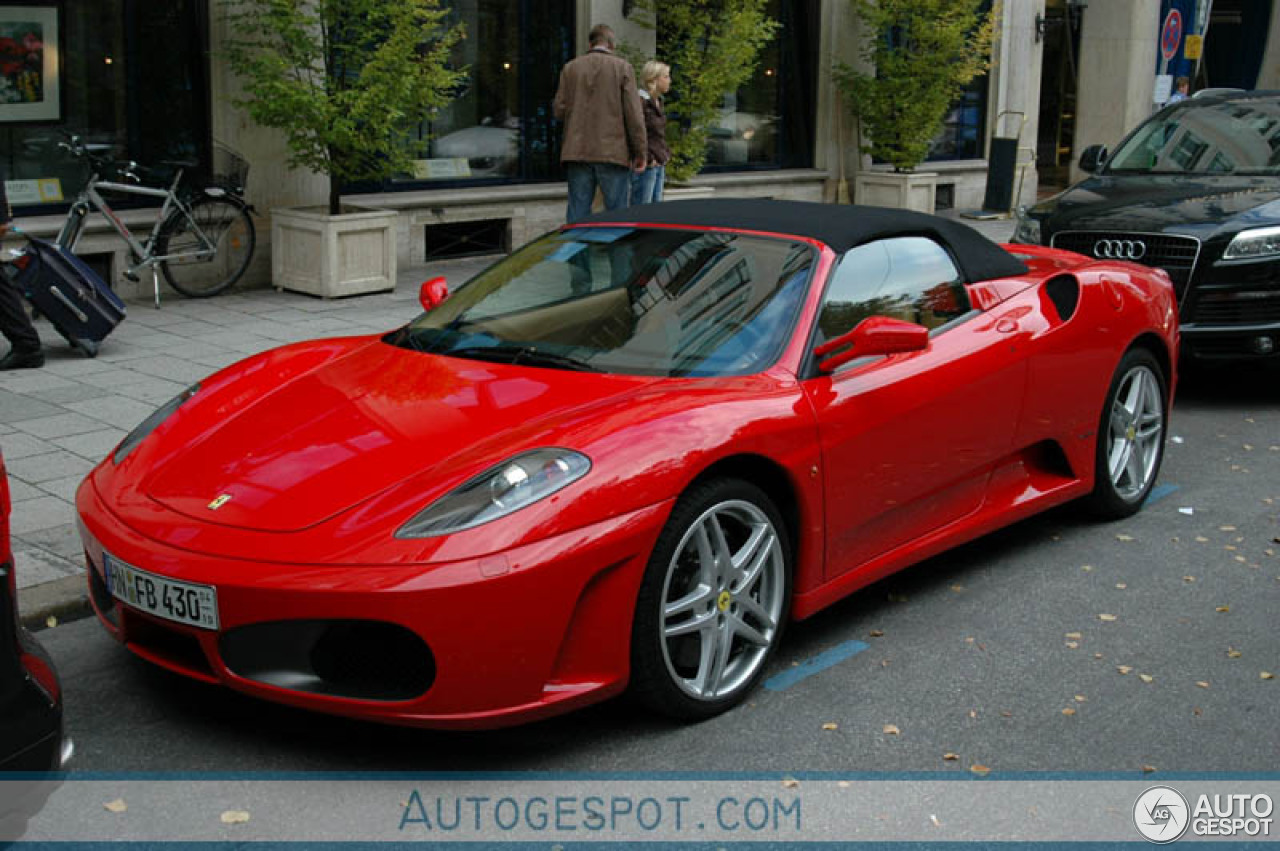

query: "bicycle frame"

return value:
[56, 168, 219, 308]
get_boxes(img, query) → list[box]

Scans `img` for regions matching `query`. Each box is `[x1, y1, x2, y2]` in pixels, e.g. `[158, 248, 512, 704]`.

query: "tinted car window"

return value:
[387, 228, 814, 377]
[817, 237, 969, 341]
[1107, 98, 1280, 174]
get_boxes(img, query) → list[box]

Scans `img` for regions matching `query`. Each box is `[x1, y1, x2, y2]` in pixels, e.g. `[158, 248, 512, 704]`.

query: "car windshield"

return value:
[1106, 98, 1280, 175]
[385, 227, 815, 377]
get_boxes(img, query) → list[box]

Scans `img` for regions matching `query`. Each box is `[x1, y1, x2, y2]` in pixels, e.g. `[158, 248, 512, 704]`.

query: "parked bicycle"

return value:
[55, 134, 256, 305]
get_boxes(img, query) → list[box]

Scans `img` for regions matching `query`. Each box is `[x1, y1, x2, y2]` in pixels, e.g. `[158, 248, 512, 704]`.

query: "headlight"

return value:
[1012, 206, 1042, 244]
[395, 448, 591, 538]
[113, 383, 200, 464]
[1222, 226, 1280, 261]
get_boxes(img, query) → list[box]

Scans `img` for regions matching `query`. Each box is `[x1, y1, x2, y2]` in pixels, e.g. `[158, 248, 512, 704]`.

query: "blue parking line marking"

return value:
[764, 639, 870, 691]
[1145, 483, 1179, 506]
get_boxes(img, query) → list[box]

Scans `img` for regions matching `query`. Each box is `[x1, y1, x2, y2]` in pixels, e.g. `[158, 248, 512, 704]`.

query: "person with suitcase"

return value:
[0, 180, 44, 371]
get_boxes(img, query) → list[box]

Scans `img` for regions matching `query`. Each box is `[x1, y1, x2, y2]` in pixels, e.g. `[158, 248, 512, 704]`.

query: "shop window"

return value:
[0, 0, 210, 215]
[697, 0, 818, 172]
[358, 0, 573, 191]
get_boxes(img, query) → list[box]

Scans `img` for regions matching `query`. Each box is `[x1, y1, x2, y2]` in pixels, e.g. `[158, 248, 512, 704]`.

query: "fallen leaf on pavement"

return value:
[1196, 681, 1210, 689]
[1082, 564, 1094, 572]
[1065, 632, 1082, 640]
[1139, 674, 1154, 683]
[884, 724, 900, 735]
[1094, 653, 1104, 659]
[930, 814, 942, 827]
[1098, 614, 1117, 622]
[1075, 695, 1087, 702]
[1116, 534, 1134, 542]
[1195, 536, 1210, 543]
[1179, 507, 1194, 515]
[1220, 525, 1238, 532]
[970, 764, 991, 776]
[782, 778, 800, 789]
[943, 752, 959, 761]
[1115, 583, 1128, 590]
[1216, 606, 1230, 613]
[837, 781, 851, 789]
[1263, 672, 1276, 681]
[1117, 666, 1134, 675]
[1142, 765, 1157, 774]
[868, 629, 884, 637]
[969, 710, 978, 719]
[1062, 707, 1076, 716]
[1001, 711, 1013, 717]
[1065, 641, 1079, 649]
[104, 799, 127, 814]
[823, 722, 839, 731]
[1184, 576, 1196, 582]
[221, 811, 250, 825]
[1228, 648, 1243, 658]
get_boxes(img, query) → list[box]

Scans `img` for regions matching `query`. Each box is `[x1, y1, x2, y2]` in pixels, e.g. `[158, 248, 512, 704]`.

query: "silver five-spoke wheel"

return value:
[1106, 364, 1164, 501]
[631, 479, 791, 720]
[1089, 348, 1167, 518]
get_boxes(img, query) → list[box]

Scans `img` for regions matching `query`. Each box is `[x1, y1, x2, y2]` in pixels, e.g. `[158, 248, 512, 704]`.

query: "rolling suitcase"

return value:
[6, 237, 126, 357]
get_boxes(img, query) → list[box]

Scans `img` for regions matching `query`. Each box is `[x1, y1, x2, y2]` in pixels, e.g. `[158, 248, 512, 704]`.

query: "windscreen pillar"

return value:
[1072, 1, 1160, 184]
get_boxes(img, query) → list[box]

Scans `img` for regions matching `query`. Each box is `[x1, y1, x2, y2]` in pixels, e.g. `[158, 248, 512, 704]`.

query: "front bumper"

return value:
[76, 478, 670, 729]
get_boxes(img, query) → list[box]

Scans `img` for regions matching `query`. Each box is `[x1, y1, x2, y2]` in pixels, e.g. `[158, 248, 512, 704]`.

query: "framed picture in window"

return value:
[0, 3, 60, 123]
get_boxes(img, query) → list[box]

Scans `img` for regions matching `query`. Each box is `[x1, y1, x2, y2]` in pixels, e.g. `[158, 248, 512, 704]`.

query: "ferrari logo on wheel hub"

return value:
[717, 590, 732, 613]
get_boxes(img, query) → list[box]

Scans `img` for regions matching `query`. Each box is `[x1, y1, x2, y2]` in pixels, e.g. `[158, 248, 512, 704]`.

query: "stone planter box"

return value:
[272, 205, 398, 298]
[854, 170, 938, 214]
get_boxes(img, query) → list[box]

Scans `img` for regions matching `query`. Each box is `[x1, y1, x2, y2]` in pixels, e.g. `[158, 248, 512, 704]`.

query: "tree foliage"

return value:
[833, 0, 994, 172]
[624, 0, 779, 182]
[223, 0, 465, 214]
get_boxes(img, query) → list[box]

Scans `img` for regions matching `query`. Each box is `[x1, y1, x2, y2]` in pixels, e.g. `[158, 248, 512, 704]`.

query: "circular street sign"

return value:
[1161, 9, 1183, 61]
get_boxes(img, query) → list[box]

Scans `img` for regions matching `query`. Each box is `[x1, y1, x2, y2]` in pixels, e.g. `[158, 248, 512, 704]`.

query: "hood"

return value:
[144, 341, 647, 533]
[1039, 174, 1280, 236]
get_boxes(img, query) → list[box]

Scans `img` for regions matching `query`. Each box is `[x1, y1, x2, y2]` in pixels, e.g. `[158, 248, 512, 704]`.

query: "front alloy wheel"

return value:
[631, 479, 790, 720]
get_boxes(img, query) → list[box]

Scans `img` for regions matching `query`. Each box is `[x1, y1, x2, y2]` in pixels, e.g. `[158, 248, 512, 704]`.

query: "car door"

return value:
[801, 237, 1029, 580]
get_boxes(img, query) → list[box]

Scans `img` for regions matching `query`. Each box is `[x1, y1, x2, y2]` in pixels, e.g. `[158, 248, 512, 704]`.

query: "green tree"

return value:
[223, 0, 465, 215]
[834, 0, 994, 172]
[624, 0, 779, 182]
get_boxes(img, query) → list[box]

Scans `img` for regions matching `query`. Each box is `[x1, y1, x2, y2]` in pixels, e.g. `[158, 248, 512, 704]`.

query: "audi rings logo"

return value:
[1134, 786, 1191, 843]
[1094, 239, 1148, 260]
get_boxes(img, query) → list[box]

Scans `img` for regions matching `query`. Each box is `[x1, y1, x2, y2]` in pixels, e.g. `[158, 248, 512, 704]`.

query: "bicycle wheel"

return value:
[157, 196, 255, 298]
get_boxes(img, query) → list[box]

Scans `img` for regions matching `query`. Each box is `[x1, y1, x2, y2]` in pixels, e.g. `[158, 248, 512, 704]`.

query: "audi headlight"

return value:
[113, 383, 200, 464]
[1013, 206, 1042, 245]
[1222, 226, 1280, 261]
[395, 449, 591, 539]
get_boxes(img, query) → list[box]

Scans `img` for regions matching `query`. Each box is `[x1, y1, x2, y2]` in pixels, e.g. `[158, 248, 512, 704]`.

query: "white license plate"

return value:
[103, 552, 219, 631]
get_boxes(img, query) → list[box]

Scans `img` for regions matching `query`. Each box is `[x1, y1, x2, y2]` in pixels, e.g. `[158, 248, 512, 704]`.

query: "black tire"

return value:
[1086, 347, 1167, 519]
[156, 196, 255, 298]
[630, 478, 791, 721]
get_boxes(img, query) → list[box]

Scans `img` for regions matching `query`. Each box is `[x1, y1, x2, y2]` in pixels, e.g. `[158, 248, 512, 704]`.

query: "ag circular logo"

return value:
[1135, 786, 1190, 843]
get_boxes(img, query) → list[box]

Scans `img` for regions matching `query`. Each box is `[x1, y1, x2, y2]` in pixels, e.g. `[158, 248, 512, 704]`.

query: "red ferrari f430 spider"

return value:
[76, 200, 1178, 728]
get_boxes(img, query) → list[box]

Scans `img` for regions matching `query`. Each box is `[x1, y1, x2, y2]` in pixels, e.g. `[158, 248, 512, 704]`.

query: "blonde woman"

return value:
[631, 60, 671, 204]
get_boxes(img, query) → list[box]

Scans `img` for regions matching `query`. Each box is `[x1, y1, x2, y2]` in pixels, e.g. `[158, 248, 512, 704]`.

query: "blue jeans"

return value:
[565, 162, 633, 223]
[631, 164, 665, 204]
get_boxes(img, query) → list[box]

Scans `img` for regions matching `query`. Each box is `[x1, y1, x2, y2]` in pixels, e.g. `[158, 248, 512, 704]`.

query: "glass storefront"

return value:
[0, 0, 209, 214]
[677, 0, 818, 172]
[368, 0, 575, 190]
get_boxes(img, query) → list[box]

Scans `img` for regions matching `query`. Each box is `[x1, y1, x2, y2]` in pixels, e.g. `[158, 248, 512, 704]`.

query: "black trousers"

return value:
[0, 274, 41, 352]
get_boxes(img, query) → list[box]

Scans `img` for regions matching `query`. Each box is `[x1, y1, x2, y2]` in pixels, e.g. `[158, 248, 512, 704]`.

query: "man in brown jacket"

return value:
[553, 24, 646, 222]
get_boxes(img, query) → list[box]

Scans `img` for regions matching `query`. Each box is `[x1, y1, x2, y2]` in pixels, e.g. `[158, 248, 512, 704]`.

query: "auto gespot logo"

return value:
[1134, 786, 1274, 843]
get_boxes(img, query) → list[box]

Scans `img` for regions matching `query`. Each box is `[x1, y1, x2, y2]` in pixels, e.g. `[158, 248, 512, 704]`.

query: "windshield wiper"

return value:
[446, 345, 600, 372]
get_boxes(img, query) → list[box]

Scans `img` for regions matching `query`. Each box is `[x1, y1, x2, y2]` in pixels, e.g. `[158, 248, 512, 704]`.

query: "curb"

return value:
[18, 573, 94, 632]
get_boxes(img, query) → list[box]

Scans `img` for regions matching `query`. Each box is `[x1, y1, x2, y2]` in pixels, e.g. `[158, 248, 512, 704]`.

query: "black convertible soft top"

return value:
[578, 199, 1029, 283]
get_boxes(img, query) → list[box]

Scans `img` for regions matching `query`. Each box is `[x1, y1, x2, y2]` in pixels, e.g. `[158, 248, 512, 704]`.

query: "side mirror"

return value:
[418, 276, 448, 312]
[814, 316, 929, 373]
[1079, 144, 1108, 174]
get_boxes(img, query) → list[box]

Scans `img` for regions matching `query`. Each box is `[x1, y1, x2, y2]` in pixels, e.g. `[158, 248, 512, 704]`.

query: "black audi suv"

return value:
[1014, 90, 1280, 365]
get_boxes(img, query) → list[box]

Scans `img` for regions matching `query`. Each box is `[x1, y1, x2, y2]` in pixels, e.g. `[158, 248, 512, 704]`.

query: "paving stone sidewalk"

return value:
[2, 210, 1014, 625]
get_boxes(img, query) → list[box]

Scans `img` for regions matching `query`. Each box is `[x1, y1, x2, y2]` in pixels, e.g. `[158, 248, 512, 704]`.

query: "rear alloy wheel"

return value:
[1088, 348, 1167, 518]
[631, 479, 790, 721]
